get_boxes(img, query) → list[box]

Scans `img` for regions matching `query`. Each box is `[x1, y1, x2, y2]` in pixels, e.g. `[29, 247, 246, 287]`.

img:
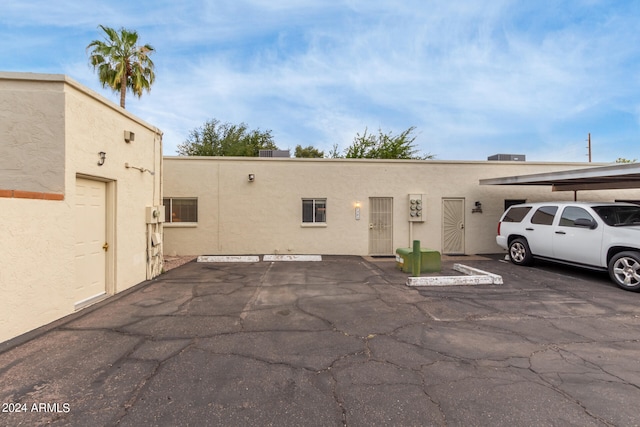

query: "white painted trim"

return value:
[197, 255, 260, 263]
[300, 223, 327, 228]
[263, 255, 322, 262]
[163, 222, 198, 228]
[74, 292, 107, 311]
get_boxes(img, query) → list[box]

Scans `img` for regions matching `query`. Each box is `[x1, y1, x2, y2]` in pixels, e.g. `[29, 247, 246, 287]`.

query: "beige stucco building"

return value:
[163, 157, 640, 257]
[3, 71, 640, 346]
[0, 72, 163, 344]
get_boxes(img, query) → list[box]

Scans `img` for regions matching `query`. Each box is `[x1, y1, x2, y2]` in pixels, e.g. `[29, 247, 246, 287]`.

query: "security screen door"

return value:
[442, 198, 465, 255]
[369, 197, 393, 255]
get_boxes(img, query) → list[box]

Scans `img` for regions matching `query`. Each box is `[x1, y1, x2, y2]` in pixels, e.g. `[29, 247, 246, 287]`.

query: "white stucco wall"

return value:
[63, 81, 163, 291]
[0, 72, 163, 344]
[0, 76, 66, 194]
[163, 157, 640, 257]
[0, 197, 73, 342]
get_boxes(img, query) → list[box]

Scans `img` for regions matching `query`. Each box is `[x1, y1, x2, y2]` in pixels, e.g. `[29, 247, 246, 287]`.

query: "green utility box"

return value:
[395, 247, 441, 273]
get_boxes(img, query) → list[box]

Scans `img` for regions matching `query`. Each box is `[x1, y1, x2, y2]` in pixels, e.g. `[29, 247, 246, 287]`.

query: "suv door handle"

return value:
[525, 227, 534, 231]
[555, 231, 566, 235]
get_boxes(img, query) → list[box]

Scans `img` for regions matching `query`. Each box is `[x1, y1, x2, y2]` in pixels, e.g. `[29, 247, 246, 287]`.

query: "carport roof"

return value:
[479, 162, 640, 191]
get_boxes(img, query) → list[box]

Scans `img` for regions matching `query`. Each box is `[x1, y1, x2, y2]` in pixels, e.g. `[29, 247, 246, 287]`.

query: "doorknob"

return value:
[460, 223, 464, 230]
[369, 223, 374, 229]
[102, 242, 109, 251]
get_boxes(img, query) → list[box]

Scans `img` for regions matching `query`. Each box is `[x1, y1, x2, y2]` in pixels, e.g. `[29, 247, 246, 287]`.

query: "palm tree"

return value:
[87, 25, 155, 108]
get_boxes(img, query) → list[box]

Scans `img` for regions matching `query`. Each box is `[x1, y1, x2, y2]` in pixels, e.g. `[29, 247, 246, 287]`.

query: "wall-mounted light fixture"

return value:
[124, 131, 135, 143]
[98, 151, 106, 166]
[355, 201, 361, 220]
[472, 201, 483, 214]
[248, 173, 255, 182]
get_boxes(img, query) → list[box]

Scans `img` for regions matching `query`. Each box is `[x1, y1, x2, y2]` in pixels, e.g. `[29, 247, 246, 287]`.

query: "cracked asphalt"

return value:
[1, 255, 640, 426]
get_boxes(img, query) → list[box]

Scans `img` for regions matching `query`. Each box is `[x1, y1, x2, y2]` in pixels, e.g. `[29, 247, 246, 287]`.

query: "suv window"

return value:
[559, 206, 595, 227]
[593, 205, 640, 226]
[502, 206, 531, 222]
[531, 206, 557, 225]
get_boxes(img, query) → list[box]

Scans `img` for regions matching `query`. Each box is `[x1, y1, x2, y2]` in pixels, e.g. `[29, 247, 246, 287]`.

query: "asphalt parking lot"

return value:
[1, 255, 640, 426]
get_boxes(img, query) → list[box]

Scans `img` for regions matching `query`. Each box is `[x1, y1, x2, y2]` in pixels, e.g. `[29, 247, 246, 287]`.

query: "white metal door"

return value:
[442, 198, 465, 255]
[369, 197, 393, 255]
[74, 178, 107, 309]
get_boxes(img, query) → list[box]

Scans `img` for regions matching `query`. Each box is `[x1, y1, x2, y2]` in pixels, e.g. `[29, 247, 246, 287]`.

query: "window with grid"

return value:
[302, 198, 326, 223]
[163, 198, 198, 223]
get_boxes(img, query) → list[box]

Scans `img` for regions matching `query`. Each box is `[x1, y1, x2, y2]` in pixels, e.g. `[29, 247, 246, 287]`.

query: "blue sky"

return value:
[2, 0, 639, 161]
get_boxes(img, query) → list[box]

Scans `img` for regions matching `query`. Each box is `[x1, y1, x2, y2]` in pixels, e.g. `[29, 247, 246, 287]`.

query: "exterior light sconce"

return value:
[124, 131, 135, 143]
[248, 174, 255, 182]
[355, 201, 361, 220]
[472, 201, 483, 214]
[98, 151, 106, 166]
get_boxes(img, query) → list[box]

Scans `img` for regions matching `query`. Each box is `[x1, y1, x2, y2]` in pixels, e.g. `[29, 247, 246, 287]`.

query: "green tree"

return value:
[294, 145, 324, 158]
[327, 143, 342, 158]
[344, 126, 432, 159]
[177, 119, 278, 156]
[615, 157, 637, 163]
[87, 25, 155, 108]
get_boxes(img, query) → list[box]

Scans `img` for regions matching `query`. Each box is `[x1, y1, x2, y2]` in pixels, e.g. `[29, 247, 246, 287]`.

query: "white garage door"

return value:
[74, 178, 107, 309]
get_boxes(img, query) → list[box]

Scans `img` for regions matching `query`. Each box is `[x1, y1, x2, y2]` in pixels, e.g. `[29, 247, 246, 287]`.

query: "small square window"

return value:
[302, 198, 326, 223]
[504, 199, 526, 211]
[163, 197, 198, 223]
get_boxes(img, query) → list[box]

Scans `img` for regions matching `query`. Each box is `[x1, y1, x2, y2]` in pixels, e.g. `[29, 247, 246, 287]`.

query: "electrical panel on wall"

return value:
[145, 206, 165, 224]
[408, 194, 424, 222]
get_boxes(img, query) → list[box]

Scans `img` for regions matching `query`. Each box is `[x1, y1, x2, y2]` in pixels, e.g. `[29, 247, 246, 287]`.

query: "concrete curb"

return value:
[196, 255, 323, 263]
[263, 255, 322, 262]
[406, 263, 503, 287]
[197, 255, 260, 263]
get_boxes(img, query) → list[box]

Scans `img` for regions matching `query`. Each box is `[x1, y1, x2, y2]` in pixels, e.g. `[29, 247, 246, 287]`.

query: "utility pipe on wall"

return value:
[409, 222, 413, 247]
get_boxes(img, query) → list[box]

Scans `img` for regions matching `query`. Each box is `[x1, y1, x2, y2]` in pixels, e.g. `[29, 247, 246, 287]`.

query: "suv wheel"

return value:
[608, 251, 640, 291]
[508, 238, 533, 266]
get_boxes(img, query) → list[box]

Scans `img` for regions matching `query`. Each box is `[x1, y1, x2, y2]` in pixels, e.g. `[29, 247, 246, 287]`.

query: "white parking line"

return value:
[263, 255, 322, 262]
[197, 255, 260, 263]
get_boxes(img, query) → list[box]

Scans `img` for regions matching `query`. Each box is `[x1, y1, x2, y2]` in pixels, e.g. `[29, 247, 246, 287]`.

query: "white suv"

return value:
[497, 202, 640, 291]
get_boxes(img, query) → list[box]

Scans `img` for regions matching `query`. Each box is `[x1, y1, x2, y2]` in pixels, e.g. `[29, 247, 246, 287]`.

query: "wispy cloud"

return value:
[3, 0, 640, 161]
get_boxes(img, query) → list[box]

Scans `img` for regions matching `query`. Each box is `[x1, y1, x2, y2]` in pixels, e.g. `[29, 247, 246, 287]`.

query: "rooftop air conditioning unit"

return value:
[488, 154, 526, 161]
[259, 150, 290, 158]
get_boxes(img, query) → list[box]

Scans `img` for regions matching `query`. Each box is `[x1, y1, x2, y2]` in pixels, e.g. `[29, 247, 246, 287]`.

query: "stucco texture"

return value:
[0, 78, 65, 194]
[163, 157, 640, 257]
[0, 72, 163, 344]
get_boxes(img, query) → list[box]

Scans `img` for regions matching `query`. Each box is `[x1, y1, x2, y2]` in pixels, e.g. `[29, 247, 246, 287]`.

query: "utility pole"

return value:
[587, 133, 592, 162]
